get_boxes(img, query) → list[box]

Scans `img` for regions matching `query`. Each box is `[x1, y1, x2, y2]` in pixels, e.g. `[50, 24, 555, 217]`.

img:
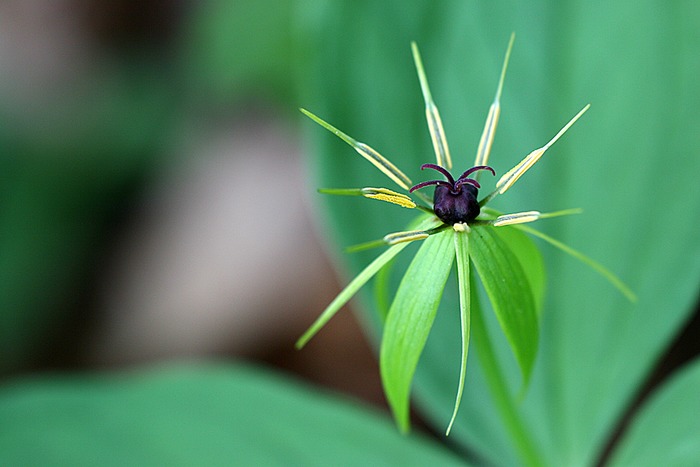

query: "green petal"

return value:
[446, 230, 471, 436]
[361, 187, 416, 208]
[469, 225, 539, 386]
[516, 224, 637, 302]
[380, 229, 455, 432]
[296, 243, 410, 349]
[492, 211, 541, 227]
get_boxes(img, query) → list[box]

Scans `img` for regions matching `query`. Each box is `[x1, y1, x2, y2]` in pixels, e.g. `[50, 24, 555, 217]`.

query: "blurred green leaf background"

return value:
[1, 0, 699, 465]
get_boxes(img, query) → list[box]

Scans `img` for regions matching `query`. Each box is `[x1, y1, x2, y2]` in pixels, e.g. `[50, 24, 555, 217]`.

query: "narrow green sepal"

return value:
[516, 224, 637, 302]
[446, 230, 471, 436]
[296, 243, 409, 349]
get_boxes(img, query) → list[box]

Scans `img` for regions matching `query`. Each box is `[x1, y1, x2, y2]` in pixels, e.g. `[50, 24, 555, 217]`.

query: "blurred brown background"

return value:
[0, 0, 387, 409]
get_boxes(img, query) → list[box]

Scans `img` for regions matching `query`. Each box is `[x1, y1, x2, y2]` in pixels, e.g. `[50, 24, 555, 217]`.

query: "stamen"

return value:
[474, 33, 515, 168]
[383, 230, 430, 245]
[361, 187, 417, 208]
[412, 42, 452, 169]
[492, 211, 541, 226]
[319, 187, 417, 209]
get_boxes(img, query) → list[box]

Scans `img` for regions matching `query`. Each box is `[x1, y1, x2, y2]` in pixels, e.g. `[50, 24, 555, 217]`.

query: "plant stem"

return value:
[471, 287, 544, 467]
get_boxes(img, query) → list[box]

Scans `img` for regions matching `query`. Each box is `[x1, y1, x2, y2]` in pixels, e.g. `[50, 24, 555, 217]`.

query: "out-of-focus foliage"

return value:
[0, 364, 464, 466]
[0, 1, 300, 371]
[0, 61, 178, 370]
[181, 0, 298, 105]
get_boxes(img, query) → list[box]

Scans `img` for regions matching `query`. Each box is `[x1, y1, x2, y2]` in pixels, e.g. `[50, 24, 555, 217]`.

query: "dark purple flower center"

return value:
[410, 164, 495, 224]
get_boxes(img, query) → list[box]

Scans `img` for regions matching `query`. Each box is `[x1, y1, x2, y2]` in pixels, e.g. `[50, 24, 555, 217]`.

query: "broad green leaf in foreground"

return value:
[380, 230, 455, 433]
[0, 364, 465, 466]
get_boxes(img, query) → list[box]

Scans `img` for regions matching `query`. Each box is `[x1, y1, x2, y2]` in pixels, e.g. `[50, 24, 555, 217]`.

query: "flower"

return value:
[297, 33, 635, 435]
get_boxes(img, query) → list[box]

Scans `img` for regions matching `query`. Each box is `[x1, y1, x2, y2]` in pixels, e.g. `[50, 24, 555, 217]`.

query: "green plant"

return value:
[297, 36, 634, 446]
[300, 3, 700, 465]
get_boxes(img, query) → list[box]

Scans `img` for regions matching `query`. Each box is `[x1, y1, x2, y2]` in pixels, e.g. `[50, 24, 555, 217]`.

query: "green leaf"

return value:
[380, 229, 455, 432]
[446, 231, 470, 435]
[493, 225, 546, 315]
[0, 364, 465, 466]
[469, 225, 538, 385]
[609, 358, 700, 467]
